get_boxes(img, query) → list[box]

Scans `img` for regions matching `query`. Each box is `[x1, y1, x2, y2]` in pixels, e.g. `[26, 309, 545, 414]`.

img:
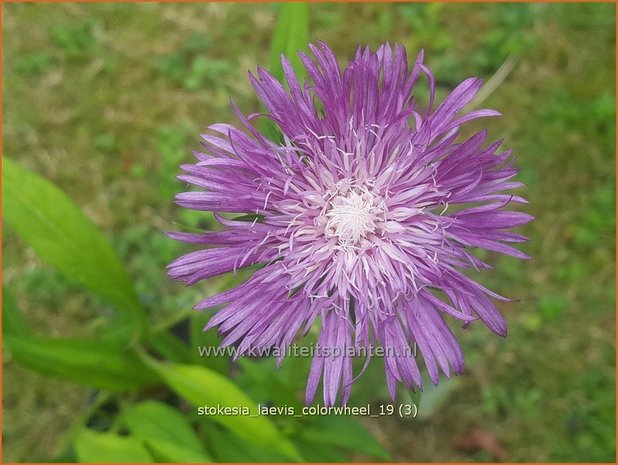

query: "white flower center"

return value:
[325, 189, 383, 245]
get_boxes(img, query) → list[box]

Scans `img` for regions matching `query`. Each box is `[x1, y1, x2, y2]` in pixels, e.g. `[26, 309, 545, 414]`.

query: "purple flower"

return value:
[168, 42, 532, 406]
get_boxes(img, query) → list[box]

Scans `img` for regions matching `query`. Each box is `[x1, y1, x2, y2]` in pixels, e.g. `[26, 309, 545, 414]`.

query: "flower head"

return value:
[168, 42, 532, 406]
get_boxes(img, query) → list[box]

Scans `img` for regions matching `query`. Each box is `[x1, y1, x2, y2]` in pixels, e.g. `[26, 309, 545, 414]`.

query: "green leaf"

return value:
[142, 439, 207, 463]
[73, 429, 153, 462]
[400, 387, 422, 419]
[2, 287, 31, 337]
[4, 336, 159, 391]
[190, 313, 229, 374]
[144, 439, 211, 463]
[269, 3, 309, 83]
[295, 439, 349, 462]
[3, 159, 144, 337]
[206, 426, 291, 463]
[236, 358, 301, 408]
[148, 330, 192, 363]
[261, 2, 309, 141]
[300, 416, 391, 460]
[146, 360, 303, 462]
[416, 376, 460, 420]
[123, 400, 209, 460]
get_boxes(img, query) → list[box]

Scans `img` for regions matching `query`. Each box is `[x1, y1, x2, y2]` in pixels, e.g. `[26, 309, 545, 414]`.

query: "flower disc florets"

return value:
[168, 41, 532, 406]
[325, 186, 384, 247]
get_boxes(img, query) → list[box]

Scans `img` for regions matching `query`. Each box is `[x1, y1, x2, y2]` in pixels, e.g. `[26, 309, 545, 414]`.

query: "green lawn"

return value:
[3, 2, 615, 462]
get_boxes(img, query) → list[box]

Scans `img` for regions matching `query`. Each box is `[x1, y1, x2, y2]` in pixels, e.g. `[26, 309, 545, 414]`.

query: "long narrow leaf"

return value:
[2, 287, 31, 338]
[299, 416, 391, 460]
[4, 336, 159, 391]
[260, 3, 309, 141]
[73, 429, 153, 463]
[3, 158, 145, 337]
[124, 401, 208, 456]
[145, 360, 303, 462]
[269, 2, 309, 83]
[124, 401, 211, 462]
[206, 426, 292, 462]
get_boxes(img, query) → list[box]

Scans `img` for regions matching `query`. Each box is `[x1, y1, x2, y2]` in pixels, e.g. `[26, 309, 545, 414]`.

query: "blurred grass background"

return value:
[2, 2, 615, 462]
